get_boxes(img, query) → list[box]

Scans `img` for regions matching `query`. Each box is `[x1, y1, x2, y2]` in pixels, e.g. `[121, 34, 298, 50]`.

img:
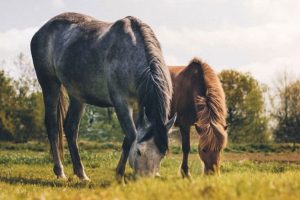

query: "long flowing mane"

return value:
[128, 17, 173, 153]
[192, 58, 228, 151]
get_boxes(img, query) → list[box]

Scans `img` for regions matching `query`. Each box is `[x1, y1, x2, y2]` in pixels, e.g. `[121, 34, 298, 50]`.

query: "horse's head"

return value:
[195, 123, 227, 175]
[129, 114, 176, 177]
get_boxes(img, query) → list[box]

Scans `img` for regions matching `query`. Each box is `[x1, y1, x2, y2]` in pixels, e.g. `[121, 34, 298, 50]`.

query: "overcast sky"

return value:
[1, 0, 299, 84]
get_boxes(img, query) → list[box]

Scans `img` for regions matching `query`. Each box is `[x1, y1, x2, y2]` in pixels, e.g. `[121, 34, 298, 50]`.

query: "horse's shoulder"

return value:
[107, 16, 144, 46]
[110, 16, 138, 31]
[124, 16, 141, 23]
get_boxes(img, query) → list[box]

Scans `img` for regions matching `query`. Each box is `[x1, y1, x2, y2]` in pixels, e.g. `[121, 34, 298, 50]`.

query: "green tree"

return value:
[219, 70, 269, 143]
[0, 54, 45, 142]
[13, 90, 45, 142]
[14, 54, 45, 142]
[273, 78, 300, 150]
[0, 70, 16, 140]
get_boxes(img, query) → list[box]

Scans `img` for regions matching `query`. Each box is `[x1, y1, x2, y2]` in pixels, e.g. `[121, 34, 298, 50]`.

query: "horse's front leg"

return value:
[113, 99, 136, 181]
[180, 125, 191, 178]
[64, 97, 89, 180]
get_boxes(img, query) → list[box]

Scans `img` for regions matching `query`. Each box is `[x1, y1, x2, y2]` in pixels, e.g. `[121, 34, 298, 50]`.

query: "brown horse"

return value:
[169, 57, 228, 177]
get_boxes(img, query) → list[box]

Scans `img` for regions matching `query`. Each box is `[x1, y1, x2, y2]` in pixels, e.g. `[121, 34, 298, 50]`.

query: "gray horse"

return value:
[31, 12, 176, 180]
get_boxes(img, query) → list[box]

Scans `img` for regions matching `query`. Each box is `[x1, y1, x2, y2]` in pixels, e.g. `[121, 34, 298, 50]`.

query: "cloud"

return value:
[52, 0, 65, 8]
[0, 27, 38, 76]
[1, 0, 300, 86]
[157, 19, 300, 84]
[158, 22, 300, 56]
[164, 55, 181, 66]
[239, 56, 300, 84]
[0, 27, 37, 55]
[243, 0, 300, 23]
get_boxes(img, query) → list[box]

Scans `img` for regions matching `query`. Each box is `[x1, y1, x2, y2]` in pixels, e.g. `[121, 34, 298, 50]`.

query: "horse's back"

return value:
[33, 12, 110, 38]
[31, 13, 148, 107]
[31, 12, 111, 60]
[31, 13, 105, 70]
[169, 66, 185, 75]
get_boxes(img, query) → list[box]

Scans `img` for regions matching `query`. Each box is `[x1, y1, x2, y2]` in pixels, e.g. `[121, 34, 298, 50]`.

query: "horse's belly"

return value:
[61, 74, 113, 107]
[80, 92, 113, 107]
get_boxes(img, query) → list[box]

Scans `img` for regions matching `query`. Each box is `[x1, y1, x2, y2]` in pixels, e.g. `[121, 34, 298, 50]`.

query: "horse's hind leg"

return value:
[180, 125, 191, 178]
[64, 97, 89, 180]
[42, 80, 67, 179]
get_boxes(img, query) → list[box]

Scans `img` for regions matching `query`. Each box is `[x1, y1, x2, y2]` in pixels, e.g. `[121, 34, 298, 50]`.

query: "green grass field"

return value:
[0, 141, 300, 200]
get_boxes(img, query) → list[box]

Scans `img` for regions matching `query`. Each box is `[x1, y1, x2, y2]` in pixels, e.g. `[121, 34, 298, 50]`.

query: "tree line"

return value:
[0, 54, 299, 145]
[0, 54, 44, 142]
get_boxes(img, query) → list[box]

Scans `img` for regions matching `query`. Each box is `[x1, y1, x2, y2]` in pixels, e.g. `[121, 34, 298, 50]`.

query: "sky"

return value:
[0, 0, 300, 84]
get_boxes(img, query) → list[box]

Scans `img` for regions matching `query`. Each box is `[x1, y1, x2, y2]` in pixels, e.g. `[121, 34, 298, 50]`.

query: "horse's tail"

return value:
[191, 57, 228, 151]
[57, 85, 68, 160]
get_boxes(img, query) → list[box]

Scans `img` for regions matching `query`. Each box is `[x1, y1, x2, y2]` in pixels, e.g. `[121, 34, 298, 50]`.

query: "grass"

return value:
[0, 141, 300, 200]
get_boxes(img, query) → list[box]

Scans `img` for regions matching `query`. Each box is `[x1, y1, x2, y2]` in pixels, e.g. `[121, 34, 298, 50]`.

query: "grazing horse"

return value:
[31, 12, 176, 180]
[169, 58, 228, 176]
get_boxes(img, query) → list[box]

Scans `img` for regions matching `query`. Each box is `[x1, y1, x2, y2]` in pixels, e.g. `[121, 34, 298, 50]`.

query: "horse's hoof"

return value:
[57, 173, 67, 180]
[155, 172, 161, 178]
[180, 169, 192, 179]
[181, 173, 191, 179]
[76, 172, 90, 181]
[116, 175, 125, 185]
[185, 173, 192, 180]
[80, 175, 90, 182]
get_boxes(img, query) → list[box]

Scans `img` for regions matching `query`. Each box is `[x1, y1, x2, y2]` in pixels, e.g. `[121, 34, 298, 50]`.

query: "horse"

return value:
[169, 58, 228, 177]
[30, 12, 176, 180]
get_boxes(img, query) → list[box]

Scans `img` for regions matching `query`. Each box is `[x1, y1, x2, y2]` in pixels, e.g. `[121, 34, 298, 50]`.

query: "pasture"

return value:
[1, 1, 300, 200]
[1, 141, 300, 200]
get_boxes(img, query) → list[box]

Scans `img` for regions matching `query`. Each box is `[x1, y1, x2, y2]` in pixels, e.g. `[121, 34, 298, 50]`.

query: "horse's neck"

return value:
[169, 66, 185, 75]
[173, 71, 199, 125]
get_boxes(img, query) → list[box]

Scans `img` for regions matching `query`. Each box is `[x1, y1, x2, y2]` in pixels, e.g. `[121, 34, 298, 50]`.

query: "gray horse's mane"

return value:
[128, 17, 172, 153]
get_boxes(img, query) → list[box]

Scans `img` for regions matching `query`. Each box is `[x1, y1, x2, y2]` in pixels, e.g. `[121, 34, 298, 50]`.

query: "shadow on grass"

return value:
[0, 175, 112, 189]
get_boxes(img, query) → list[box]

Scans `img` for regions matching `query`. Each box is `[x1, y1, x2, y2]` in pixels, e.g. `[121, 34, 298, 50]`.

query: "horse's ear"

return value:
[224, 125, 228, 131]
[139, 127, 154, 143]
[144, 110, 151, 125]
[165, 113, 177, 132]
[136, 107, 150, 130]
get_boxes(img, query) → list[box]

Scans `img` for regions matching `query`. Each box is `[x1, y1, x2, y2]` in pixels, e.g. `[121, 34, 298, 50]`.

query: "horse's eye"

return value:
[195, 125, 203, 133]
[202, 148, 207, 153]
[137, 149, 142, 156]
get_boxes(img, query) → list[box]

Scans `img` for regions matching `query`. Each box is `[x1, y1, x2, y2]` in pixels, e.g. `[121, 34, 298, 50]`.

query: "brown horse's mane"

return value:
[190, 58, 228, 151]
